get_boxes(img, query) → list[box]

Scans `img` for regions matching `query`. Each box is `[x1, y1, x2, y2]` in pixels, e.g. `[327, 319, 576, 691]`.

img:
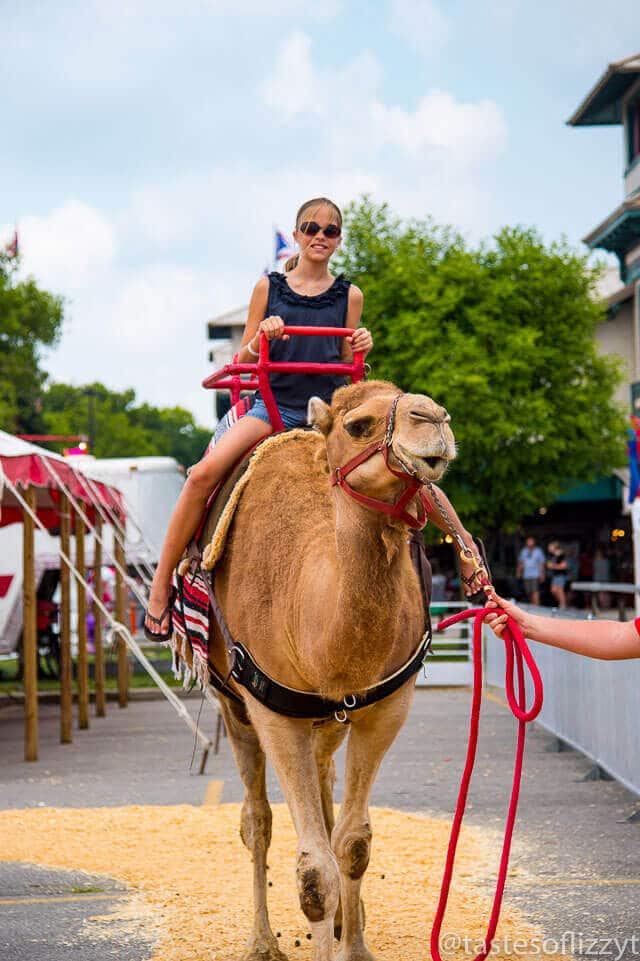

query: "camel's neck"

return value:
[298, 493, 425, 696]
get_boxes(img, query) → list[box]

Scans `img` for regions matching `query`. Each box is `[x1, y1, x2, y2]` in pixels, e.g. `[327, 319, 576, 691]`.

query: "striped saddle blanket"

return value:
[171, 566, 210, 676]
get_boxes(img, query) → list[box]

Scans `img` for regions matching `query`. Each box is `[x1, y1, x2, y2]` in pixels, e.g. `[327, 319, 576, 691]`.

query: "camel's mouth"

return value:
[423, 455, 447, 470]
[395, 444, 450, 481]
[413, 454, 449, 481]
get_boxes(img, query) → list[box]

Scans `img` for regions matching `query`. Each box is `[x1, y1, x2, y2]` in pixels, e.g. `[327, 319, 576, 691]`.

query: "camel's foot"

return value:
[241, 933, 289, 961]
[333, 898, 365, 941]
[334, 944, 376, 961]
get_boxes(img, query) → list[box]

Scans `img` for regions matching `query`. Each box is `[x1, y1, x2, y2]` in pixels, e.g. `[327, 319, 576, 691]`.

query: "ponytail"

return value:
[284, 253, 299, 272]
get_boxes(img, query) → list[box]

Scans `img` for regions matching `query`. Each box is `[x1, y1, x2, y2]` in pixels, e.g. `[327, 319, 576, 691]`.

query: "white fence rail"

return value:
[483, 608, 640, 797]
[417, 602, 473, 687]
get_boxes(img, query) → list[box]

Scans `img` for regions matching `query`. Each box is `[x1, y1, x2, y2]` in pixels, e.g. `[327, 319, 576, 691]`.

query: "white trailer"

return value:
[0, 456, 183, 656]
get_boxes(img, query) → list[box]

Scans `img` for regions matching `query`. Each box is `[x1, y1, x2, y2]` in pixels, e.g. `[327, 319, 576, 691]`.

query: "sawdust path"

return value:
[0, 802, 561, 961]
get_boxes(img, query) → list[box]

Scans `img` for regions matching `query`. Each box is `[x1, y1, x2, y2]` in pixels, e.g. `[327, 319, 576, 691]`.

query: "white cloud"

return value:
[261, 31, 506, 168]
[41, 257, 231, 426]
[370, 90, 507, 161]
[18, 202, 116, 293]
[387, 0, 450, 58]
[260, 31, 326, 120]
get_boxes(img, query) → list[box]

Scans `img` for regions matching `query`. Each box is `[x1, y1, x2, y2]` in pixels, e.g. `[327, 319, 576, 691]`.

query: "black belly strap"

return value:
[198, 530, 432, 721]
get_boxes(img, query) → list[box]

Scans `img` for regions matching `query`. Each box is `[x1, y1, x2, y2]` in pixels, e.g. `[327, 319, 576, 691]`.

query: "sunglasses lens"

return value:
[299, 221, 341, 239]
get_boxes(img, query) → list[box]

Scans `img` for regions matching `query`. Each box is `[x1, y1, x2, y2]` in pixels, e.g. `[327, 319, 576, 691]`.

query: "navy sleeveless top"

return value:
[255, 271, 351, 411]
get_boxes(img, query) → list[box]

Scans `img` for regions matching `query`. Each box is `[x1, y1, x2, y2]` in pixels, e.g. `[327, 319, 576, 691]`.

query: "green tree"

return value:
[335, 198, 626, 534]
[0, 251, 64, 432]
[42, 382, 210, 467]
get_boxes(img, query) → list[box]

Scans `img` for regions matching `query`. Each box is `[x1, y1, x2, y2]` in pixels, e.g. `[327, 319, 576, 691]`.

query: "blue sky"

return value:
[2, 1, 636, 426]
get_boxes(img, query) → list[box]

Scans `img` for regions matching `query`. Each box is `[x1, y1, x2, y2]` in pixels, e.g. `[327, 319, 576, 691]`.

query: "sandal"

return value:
[144, 586, 177, 643]
[461, 536, 494, 605]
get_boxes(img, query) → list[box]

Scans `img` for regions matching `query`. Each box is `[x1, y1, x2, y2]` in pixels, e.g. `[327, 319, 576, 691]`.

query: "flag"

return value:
[275, 228, 295, 262]
[5, 229, 18, 258]
[628, 418, 640, 502]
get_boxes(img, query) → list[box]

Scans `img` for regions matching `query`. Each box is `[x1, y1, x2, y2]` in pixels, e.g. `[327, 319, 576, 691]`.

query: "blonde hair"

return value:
[284, 196, 343, 272]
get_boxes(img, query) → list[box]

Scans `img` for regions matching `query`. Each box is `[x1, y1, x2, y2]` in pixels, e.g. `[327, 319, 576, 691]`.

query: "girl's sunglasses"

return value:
[298, 221, 341, 239]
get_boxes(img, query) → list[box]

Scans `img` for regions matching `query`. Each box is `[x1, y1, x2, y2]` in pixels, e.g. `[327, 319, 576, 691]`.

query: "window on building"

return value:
[207, 323, 233, 340]
[628, 99, 640, 166]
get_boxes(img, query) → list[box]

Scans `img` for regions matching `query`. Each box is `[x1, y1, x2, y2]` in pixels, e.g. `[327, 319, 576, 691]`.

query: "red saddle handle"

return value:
[202, 326, 366, 432]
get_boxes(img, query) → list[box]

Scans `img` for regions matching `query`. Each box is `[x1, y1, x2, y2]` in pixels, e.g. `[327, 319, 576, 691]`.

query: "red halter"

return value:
[329, 395, 431, 530]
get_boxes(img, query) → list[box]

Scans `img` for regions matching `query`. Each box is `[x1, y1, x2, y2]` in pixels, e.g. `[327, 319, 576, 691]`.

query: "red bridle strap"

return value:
[329, 400, 431, 530]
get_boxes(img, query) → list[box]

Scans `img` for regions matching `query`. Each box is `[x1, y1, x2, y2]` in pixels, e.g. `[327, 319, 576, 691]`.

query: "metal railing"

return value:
[417, 601, 472, 687]
[483, 606, 640, 796]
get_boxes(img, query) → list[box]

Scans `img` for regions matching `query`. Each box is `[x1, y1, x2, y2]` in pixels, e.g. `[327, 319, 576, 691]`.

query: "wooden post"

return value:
[93, 515, 106, 717]
[23, 486, 38, 762]
[114, 530, 129, 708]
[59, 493, 73, 744]
[75, 512, 89, 729]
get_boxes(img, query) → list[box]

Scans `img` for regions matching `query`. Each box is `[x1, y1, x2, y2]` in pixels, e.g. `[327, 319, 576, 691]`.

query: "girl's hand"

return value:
[259, 315, 289, 341]
[350, 327, 373, 356]
[484, 591, 529, 638]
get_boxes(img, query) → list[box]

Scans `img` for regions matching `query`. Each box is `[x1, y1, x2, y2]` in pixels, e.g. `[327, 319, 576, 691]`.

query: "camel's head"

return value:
[308, 380, 456, 499]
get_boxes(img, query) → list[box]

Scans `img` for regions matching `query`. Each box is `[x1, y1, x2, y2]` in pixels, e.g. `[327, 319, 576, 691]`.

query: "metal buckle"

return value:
[343, 693, 357, 709]
[334, 709, 349, 723]
[231, 645, 245, 676]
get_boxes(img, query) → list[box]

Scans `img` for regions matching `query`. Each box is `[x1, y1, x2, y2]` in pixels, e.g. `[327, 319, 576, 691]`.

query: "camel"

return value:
[206, 379, 457, 961]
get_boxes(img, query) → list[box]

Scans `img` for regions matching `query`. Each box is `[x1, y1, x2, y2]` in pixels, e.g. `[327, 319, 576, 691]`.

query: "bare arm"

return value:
[235, 278, 290, 363]
[421, 484, 476, 555]
[340, 285, 371, 360]
[486, 592, 640, 661]
[420, 484, 487, 598]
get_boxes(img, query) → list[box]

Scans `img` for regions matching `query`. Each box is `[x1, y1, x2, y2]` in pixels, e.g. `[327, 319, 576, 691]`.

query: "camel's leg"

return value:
[332, 686, 415, 961]
[218, 697, 288, 961]
[247, 699, 341, 961]
[312, 721, 351, 940]
[312, 720, 349, 846]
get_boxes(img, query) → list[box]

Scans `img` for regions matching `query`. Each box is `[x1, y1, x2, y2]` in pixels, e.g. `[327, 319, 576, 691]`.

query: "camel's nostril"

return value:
[425, 456, 443, 469]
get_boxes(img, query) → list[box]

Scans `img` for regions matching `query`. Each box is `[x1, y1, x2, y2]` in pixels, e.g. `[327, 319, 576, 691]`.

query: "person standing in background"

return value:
[546, 540, 568, 608]
[593, 544, 611, 611]
[516, 536, 546, 606]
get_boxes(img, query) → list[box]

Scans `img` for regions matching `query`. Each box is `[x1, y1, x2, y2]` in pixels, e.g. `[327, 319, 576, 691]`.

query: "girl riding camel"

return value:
[144, 196, 488, 640]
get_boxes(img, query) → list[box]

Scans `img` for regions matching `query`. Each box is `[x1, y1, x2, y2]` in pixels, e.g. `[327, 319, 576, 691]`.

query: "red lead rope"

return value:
[430, 607, 544, 961]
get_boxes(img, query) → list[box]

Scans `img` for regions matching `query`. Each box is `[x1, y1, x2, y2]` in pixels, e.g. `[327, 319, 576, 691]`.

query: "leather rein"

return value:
[330, 394, 431, 530]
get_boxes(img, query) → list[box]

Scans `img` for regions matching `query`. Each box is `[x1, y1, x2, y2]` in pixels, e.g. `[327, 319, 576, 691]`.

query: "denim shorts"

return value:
[246, 398, 307, 430]
[213, 397, 307, 444]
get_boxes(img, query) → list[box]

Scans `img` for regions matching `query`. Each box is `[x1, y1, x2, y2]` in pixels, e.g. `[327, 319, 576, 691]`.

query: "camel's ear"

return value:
[308, 397, 333, 435]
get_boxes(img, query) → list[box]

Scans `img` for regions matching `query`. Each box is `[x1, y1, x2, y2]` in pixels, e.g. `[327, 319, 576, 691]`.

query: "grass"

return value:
[0, 647, 184, 694]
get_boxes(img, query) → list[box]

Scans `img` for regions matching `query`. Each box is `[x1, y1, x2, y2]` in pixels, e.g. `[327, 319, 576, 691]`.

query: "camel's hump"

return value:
[201, 428, 329, 570]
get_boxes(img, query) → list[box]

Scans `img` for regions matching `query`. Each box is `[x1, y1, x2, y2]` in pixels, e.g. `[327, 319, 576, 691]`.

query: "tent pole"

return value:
[59, 493, 73, 743]
[4, 471, 215, 759]
[115, 532, 129, 708]
[75, 513, 89, 729]
[23, 486, 38, 762]
[93, 514, 106, 717]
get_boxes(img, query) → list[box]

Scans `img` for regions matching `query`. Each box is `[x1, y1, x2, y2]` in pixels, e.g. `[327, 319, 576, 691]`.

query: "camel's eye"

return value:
[344, 416, 375, 439]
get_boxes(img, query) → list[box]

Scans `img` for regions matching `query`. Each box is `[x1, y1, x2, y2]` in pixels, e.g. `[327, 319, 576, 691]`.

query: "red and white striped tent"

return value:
[0, 430, 127, 762]
[0, 430, 123, 530]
